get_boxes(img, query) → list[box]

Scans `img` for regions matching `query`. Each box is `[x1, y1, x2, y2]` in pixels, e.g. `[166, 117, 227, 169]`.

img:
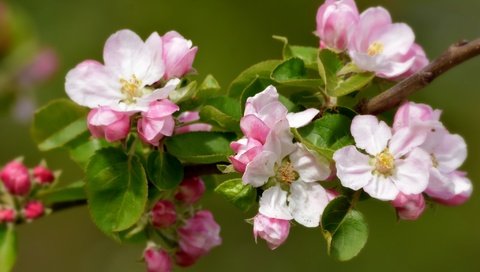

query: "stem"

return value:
[358, 38, 480, 114]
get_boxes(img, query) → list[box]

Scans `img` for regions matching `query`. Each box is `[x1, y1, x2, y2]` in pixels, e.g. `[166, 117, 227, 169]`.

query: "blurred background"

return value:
[1, 0, 479, 271]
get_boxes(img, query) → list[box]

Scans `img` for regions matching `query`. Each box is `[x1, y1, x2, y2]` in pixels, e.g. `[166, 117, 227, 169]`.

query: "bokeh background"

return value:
[1, 0, 479, 271]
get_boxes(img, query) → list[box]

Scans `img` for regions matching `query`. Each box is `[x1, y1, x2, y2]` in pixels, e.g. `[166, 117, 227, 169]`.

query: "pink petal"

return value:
[178, 111, 201, 123]
[243, 151, 277, 187]
[433, 133, 467, 173]
[376, 23, 415, 57]
[289, 144, 330, 182]
[389, 127, 428, 158]
[333, 146, 373, 190]
[351, 115, 391, 155]
[286, 108, 319, 128]
[240, 115, 271, 144]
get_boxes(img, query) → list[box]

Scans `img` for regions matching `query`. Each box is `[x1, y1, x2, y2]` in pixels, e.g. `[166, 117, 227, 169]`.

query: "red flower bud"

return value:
[33, 165, 55, 185]
[0, 160, 31, 196]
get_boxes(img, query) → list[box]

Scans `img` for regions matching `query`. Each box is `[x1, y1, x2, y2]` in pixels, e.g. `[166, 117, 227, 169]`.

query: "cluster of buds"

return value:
[143, 177, 222, 272]
[65, 30, 211, 146]
[316, 0, 428, 79]
[0, 160, 54, 223]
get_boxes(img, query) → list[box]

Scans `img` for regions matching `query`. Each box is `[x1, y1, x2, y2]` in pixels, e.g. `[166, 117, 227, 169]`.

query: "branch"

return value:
[358, 38, 480, 114]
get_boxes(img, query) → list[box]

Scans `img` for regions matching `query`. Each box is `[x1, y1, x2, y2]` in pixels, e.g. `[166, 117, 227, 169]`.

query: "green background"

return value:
[1, 0, 479, 271]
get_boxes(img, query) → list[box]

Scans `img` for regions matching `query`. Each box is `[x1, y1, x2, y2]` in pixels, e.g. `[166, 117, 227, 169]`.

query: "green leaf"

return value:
[165, 132, 234, 164]
[273, 35, 318, 67]
[199, 96, 242, 131]
[228, 60, 281, 98]
[330, 72, 375, 97]
[321, 196, 368, 261]
[31, 99, 89, 151]
[37, 180, 86, 205]
[197, 74, 222, 100]
[215, 178, 256, 212]
[295, 114, 353, 159]
[271, 58, 323, 88]
[169, 81, 197, 104]
[86, 148, 148, 234]
[239, 77, 273, 111]
[317, 49, 343, 92]
[68, 135, 110, 168]
[147, 150, 184, 190]
[0, 225, 17, 272]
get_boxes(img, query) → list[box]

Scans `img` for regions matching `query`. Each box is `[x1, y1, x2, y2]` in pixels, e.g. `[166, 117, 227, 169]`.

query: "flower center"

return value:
[276, 161, 299, 184]
[120, 75, 143, 104]
[374, 149, 395, 176]
[367, 41, 384, 56]
[431, 154, 439, 168]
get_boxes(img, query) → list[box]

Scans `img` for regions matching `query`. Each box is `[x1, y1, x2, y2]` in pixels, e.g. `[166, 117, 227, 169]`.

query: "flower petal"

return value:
[393, 148, 430, 195]
[288, 181, 329, 228]
[333, 146, 373, 190]
[389, 127, 427, 158]
[286, 108, 319, 128]
[243, 151, 277, 187]
[363, 175, 399, 201]
[259, 186, 293, 220]
[433, 133, 467, 173]
[289, 144, 330, 182]
[351, 115, 391, 155]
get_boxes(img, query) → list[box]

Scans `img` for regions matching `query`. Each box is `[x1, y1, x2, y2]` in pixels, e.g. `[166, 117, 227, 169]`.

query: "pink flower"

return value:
[334, 115, 430, 201]
[174, 111, 212, 135]
[432, 171, 472, 206]
[392, 101, 442, 133]
[137, 100, 179, 146]
[0, 160, 31, 196]
[316, 0, 359, 51]
[23, 201, 45, 220]
[32, 165, 55, 185]
[392, 44, 429, 80]
[0, 208, 16, 223]
[178, 210, 222, 258]
[253, 213, 290, 250]
[66, 29, 180, 112]
[348, 7, 417, 78]
[151, 200, 176, 229]
[162, 31, 198, 80]
[175, 176, 206, 204]
[87, 106, 131, 142]
[144, 247, 172, 272]
[391, 193, 425, 221]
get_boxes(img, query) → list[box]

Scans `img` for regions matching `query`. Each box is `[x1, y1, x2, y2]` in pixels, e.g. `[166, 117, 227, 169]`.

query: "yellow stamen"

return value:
[367, 41, 384, 56]
[120, 74, 142, 103]
[276, 161, 299, 184]
[374, 149, 395, 176]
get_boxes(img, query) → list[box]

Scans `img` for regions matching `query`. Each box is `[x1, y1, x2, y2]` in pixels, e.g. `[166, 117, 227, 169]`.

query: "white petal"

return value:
[434, 133, 467, 173]
[393, 148, 430, 195]
[426, 168, 455, 199]
[65, 60, 122, 108]
[363, 175, 399, 201]
[290, 144, 330, 182]
[377, 23, 415, 57]
[286, 108, 319, 128]
[263, 119, 296, 162]
[389, 127, 427, 158]
[243, 151, 277, 187]
[288, 181, 329, 228]
[259, 186, 293, 220]
[351, 115, 391, 155]
[333, 146, 374, 190]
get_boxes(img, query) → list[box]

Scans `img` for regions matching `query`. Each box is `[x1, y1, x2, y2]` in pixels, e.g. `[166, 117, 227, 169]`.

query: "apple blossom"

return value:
[23, 201, 45, 220]
[175, 176, 206, 204]
[65, 29, 180, 112]
[253, 213, 290, 250]
[162, 31, 198, 80]
[137, 100, 179, 146]
[0, 208, 16, 223]
[32, 165, 55, 185]
[174, 111, 212, 135]
[87, 106, 131, 142]
[151, 200, 177, 229]
[0, 160, 31, 196]
[316, 0, 359, 51]
[144, 246, 172, 272]
[432, 171, 472, 206]
[392, 43, 429, 80]
[334, 115, 430, 201]
[348, 7, 417, 78]
[391, 193, 425, 221]
[178, 210, 222, 258]
[392, 101, 442, 133]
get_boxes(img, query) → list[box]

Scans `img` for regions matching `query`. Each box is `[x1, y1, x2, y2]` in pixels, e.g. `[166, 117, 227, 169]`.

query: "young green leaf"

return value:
[215, 178, 257, 212]
[199, 96, 242, 132]
[165, 132, 234, 164]
[321, 196, 368, 261]
[228, 60, 281, 98]
[0, 225, 17, 272]
[330, 72, 375, 97]
[273, 35, 318, 67]
[37, 180, 86, 205]
[32, 99, 89, 151]
[271, 58, 323, 88]
[86, 148, 148, 235]
[317, 49, 343, 92]
[147, 150, 184, 190]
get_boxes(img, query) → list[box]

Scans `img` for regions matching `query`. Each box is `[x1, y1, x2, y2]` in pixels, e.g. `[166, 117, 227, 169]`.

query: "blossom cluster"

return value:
[143, 177, 222, 272]
[0, 160, 55, 224]
[334, 102, 472, 220]
[316, 0, 428, 79]
[66, 30, 210, 145]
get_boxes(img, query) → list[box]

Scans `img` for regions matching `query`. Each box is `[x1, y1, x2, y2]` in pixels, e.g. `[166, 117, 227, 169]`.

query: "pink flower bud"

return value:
[393, 101, 442, 133]
[178, 210, 222, 258]
[175, 250, 199, 267]
[162, 31, 198, 79]
[23, 201, 45, 220]
[174, 111, 212, 135]
[33, 165, 55, 185]
[392, 44, 429, 80]
[144, 247, 172, 272]
[87, 107, 131, 142]
[326, 189, 340, 201]
[151, 200, 177, 228]
[175, 177, 206, 204]
[316, 0, 359, 51]
[431, 171, 472, 206]
[253, 213, 290, 250]
[18, 48, 59, 87]
[0, 161, 31, 196]
[0, 208, 16, 223]
[137, 100, 179, 146]
[391, 193, 425, 221]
